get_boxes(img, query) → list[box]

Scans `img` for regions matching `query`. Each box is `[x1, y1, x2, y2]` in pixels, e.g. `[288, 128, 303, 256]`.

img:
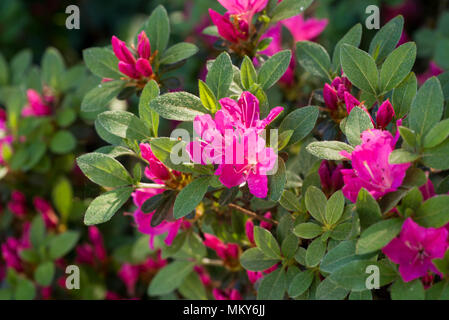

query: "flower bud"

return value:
[376, 99, 395, 129]
[111, 36, 136, 64]
[118, 61, 140, 79]
[136, 58, 153, 77]
[323, 83, 338, 110]
[137, 31, 151, 60]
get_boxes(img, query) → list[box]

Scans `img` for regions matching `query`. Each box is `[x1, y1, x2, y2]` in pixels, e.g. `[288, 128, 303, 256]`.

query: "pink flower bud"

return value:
[376, 99, 395, 129]
[88, 226, 107, 262]
[118, 61, 140, 79]
[137, 31, 151, 60]
[118, 263, 140, 296]
[33, 197, 58, 229]
[8, 191, 27, 217]
[245, 219, 255, 245]
[260, 212, 273, 230]
[319, 161, 344, 195]
[323, 83, 338, 110]
[344, 91, 360, 114]
[111, 36, 136, 64]
[136, 58, 153, 77]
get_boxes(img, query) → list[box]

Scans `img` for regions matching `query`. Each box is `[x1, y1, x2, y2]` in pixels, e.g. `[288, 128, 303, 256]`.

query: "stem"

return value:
[136, 182, 167, 189]
[201, 258, 225, 266]
[228, 203, 278, 225]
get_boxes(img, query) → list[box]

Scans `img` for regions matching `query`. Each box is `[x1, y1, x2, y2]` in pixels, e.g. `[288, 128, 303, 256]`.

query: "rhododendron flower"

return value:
[383, 218, 449, 282]
[187, 92, 282, 198]
[281, 14, 328, 42]
[111, 31, 154, 80]
[140, 143, 174, 183]
[76, 226, 107, 265]
[118, 263, 140, 296]
[418, 61, 443, 85]
[1, 222, 30, 272]
[323, 76, 352, 111]
[203, 233, 239, 261]
[209, 10, 249, 44]
[340, 129, 411, 203]
[419, 178, 436, 201]
[247, 263, 278, 284]
[33, 197, 58, 229]
[217, 0, 268, 18]
[194, 266, 212, 286]
[8, 191, 27, 217]
[318, 160, 344, 196]
[22, 89, 52, 117]
[213, 288, 242, 300]
[376, 99, 395, 129]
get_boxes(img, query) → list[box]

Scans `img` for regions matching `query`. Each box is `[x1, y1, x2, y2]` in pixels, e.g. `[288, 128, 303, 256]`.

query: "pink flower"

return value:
[33, 197, 58, 229]
[194, 265, 212, 286]
[260, 212, 273, 230]
[1, 222, 30, 272]
[376, 99, 395, 129]
[246, 263, 278, 284]
[187, 92, 282, 198]
[245, 211, 273, 245]
[344, 92, 375, 125]
[133, 189, 186, 249]
[323, 77, 352, 111]
[217, 0, 268, 18]
[140, 251, 167, 272]
[8, 191, 27, 217]
[111, 31, 154, 80]
[419, 178, 436, 201]
[340, 129, 411, 203]
[418, 61, 443, 85]
[209, 9, 249, 44]
[76, 226, 107, 266]
[140, 143, 173, 183]
[75, 244, 95, 265]
[22, 89, 52, 117]
[213, 288, 242, 300]
[318, 161, 344, 196]
[203, 233, 239, 261]
[88, 226, 107, 263]
[118, 263, 140, 296]
[383, 218, 449, 282]
[281, 14, 328, 42]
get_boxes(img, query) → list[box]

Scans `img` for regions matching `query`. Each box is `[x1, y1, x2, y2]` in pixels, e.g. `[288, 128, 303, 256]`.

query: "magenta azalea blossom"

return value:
[187, 92, 282, 198]
[209, 9, 249, 44]
[217, 0, 268, 18]
[340, 129, 411, 203]
[281, 14, 328, 42]
[22, 89, 52, 117]
[383, 218, 449, 282]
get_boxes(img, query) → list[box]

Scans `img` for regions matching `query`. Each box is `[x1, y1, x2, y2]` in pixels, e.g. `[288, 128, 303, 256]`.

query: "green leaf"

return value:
[281, 234, 299, 259]
[389, 149, 419, 164]
[206, 52, 233, 99]
[305, 186, 327, 223]
[148, 261, 195, 296]
[84, 187, 133, 225]
[50, 130, 76, 154]
[398, 126, 417, 147]
[345, 107, 374, 146]
[269, 158, 286, 202]
[306, 141, 354, 160]
[379, 42, 416, 94]
[392, 72, 417, 119]
[390, 279, 425, 300]
[254, 226, 281, 259]
[42, 47, 65, 90]
[139, 80, 160, 137]
[77, 152, 132, 188]
[296, 41, 331, 80]
[160, 42, 198, 65]
[279, 106, 318, 146]
[173, 177, 210, 219]
[144, 5, 170, 55]
[241, 56, 257, 90]
[369, 15, 404, 63]
[329, 260, 378, 291]
[321, 240, 362, 274]
[279, 190, 301, 212]
[325, 190, 345, 225]
[0, 52, 9, 85]
[293, 222, 323, 239]
[288, 270, 314, 298]
[423, 118, 449, 148]
[340, 44, 379, 95]
[258, 50, 292, 89]
[178, 272, 207, 300]
[240, 247, 279, 271]
[433, 249, 449, 277]
[35, 261, 55, 286]
[198, 80, 218, 113]
[97, 110, 151, 141]
[349, 290, 372, 300]
[52, 177, 73, 221]
[414, 195, 449, 228]
[356, 218, 403, 254]
[15, 277, 36, 300]
[257, 268, 287, 300]
[315, 277, 349, 300]
[81, 80, 126, 113]
[332, 24, 362, 72]
[305, 237, 326, 267]
[83, 47, 121, 79]
[422, 139, 449, 170]
[149, 137, 194, 173]
[149, 91, 208, 121]
[356, 188, 382, 229]
[409, 77, 444, 140]
[30, 215, 46, 249]
[11, 49, 32, 85]
[270, 0, 313, 23]
[49, 231, 80, 259]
